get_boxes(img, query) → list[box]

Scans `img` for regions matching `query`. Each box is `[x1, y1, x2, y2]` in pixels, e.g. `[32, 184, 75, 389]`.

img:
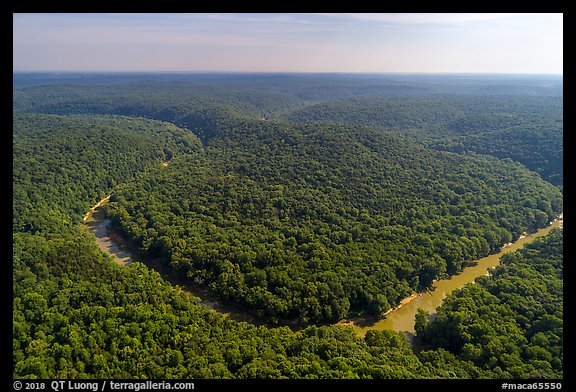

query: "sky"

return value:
[13, 13, 563, 74]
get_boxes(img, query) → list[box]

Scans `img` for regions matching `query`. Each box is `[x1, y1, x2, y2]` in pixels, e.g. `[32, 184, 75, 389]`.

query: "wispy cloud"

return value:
[316, 13, 525, 24]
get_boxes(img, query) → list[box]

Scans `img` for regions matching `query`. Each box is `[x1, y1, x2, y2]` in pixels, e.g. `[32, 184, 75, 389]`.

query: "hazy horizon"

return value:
[13, 13, 563, 74]
[12, 70, 564, 76]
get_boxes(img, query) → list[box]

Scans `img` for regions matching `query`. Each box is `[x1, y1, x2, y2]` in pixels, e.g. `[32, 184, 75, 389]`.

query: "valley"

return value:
[13, 72, 563, 379]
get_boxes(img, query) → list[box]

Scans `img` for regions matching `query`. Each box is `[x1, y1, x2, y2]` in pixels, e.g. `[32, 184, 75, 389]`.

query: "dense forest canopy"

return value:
[13, 73, 563, 380]
[281, 95, 563, 187]
[11, 111, 459, 379]
[103, 118, 561, 324]
[13, 113, 201, 234]
[13, 73, 563, 186]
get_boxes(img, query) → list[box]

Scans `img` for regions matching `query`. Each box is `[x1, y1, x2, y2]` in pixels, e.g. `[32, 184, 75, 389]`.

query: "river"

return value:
[347, 216, 563, 337]
[82, 195, 562, 335]
[82, 195, 133, 266]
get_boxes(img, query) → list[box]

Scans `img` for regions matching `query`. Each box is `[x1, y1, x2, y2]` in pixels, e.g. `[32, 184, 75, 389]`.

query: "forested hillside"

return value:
[13, 73, 563, 379]
[14, 230, 449, 379]
[12, 111, 479, 379]
[281, 95, 563, 187]
[13, 113, 201, 234]
[103, 117, 561, 324]
[13, 73, 563, 186]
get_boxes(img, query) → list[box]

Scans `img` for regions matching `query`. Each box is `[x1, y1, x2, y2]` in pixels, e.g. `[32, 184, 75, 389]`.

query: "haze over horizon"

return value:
[13, 13, 563, 74]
